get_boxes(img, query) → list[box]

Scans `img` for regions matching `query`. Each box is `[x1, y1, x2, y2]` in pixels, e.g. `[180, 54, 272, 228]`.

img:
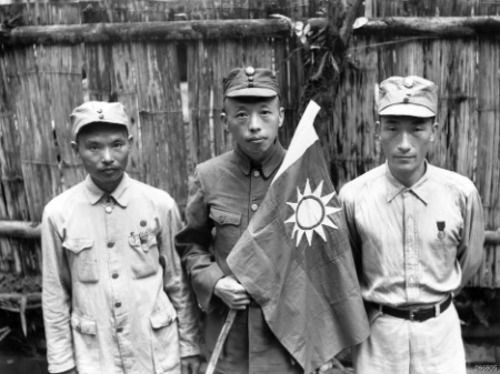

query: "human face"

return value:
[379, 115, 437, 187]
[222, 96, 284, 163]
[72, 123, 132, 193]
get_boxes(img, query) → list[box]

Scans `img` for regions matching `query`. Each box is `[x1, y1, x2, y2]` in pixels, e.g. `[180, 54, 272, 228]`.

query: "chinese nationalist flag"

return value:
[227, 101, 369, 373]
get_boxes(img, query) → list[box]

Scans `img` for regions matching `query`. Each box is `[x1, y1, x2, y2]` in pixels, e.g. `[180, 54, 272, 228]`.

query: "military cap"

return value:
[223, 66, 280, 98]
[378, 76, 438, 118]
[70, 101, 130, 140]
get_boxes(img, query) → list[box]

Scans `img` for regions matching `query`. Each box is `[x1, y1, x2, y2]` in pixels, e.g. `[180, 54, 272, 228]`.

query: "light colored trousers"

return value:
[353, 303, 466, 374]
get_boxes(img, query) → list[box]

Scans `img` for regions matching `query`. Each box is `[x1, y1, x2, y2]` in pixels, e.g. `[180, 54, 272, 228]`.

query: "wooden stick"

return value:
[2, 16, 500, 46]
[205, 309, 237, 374]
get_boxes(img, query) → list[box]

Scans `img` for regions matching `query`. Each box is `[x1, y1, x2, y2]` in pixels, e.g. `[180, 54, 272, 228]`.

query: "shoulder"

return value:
[427, 165, 479, 197]
[43, 181, 86, 218]
[197, 150, 235, 174]
[339, 164, 386, 201]
[128, 178, 177, 208]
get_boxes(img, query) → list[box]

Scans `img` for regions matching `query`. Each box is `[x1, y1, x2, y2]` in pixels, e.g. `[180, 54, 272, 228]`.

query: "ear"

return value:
[71, 141, 79, 155]
[220, 111, 228, 131]
[278, 106, 285, 128]
[375, 120, 381, 140]
[430, 121, 438, 142]
[127, 134, 134, 145]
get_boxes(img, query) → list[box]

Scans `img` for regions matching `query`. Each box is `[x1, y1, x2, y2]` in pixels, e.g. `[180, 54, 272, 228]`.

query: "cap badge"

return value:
[245, 66, 255, 77]
[245, 66, 255, 88]
[96, 108, 103, 113]
[403, 77, 414, 88]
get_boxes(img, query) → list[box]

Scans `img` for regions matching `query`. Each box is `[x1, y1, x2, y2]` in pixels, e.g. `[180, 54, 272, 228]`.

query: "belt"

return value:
[367, 295, 452, 322]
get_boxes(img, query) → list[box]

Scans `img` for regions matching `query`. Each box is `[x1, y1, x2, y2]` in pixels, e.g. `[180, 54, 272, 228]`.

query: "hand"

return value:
[214, 275, 250, 310]
[181, 354, 202, 374]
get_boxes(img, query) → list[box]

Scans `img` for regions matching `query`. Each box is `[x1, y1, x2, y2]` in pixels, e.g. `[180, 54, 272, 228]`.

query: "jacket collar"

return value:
[385, 161, 430, 205]
[84, 173, 130, 207]
[235, 141, 285, 179]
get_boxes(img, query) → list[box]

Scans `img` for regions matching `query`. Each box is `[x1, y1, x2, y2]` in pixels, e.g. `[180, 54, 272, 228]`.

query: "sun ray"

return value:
[305, 229, 314, 246]
[296, 229, 305, 247]
[304, 179, 312, 195]
[314, 224, 327, 242]
[313, 180, 324, 196]
[320, 191, 336, 205]
[325, 206, 342, 216]
[322, 217, 338, 229]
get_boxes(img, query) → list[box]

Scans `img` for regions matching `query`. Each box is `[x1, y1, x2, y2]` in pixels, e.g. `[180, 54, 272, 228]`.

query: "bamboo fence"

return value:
[0, 0, 499, 289]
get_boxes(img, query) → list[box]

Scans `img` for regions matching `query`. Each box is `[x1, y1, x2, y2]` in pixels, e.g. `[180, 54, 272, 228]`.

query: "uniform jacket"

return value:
[339, 162, 484, 306]
[42, 174, 200, 374]
[176, 144, 301, 374]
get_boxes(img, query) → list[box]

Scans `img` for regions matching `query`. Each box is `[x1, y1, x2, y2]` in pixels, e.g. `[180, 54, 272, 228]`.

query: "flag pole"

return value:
[205, 309, 237, 374]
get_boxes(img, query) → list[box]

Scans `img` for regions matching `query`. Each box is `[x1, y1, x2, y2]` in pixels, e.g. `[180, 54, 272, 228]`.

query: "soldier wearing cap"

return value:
[42, 101, 201, 374]
[176, 67, 302, 373]
[339, 76, 484, 374]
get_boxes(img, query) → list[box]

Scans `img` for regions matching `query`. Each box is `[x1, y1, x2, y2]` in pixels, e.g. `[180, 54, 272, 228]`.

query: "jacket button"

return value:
[251, 203, 258, 212]
[107, 241, 115, 248]
[112, 273, 119, 279]
[115, 302, 122, 308]
[116, 327, 123, 333]
[253, 170, 260, 177]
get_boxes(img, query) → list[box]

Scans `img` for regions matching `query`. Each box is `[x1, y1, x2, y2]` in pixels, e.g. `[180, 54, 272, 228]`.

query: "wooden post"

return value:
[2, 17, 500, 46]
[0, 220, 40, 240]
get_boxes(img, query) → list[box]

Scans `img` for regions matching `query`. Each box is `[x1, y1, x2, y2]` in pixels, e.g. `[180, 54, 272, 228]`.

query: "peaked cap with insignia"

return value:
[71, 101, 130, 140]
[378, 75, 437, 118]
[223, 66, 280, 98]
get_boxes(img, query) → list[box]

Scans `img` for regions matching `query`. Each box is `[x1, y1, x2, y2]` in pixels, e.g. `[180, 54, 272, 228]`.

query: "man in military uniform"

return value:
[176, 67, 302, 373]
[42, 101, 201, 374]
[339, 76, 485, 374]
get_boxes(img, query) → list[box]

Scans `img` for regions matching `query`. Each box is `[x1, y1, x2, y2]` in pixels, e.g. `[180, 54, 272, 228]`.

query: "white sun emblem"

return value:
[285, 178, 342, 247]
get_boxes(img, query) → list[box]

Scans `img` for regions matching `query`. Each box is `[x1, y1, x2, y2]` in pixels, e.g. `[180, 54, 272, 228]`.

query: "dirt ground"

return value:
[0, 351, 497, 374]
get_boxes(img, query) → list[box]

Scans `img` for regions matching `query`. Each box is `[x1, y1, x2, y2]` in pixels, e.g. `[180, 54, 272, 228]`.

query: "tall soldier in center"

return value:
[176, 66, 302, 373]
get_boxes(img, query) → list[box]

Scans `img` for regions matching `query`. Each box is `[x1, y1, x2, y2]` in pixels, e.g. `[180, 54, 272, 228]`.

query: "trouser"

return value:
[353, 303, 466, 374]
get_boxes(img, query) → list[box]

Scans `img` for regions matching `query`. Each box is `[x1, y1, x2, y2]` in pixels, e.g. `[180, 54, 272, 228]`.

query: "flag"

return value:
[226, 101, 369, 373]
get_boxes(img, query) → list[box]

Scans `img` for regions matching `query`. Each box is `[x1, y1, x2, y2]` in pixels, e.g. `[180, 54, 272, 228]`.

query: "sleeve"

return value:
[175, 169, 225, 312]
[338, 186, 363, 278]
[457, 186, 485, 287]
[159, 197, 201, 357]
[41, 206, 76, 373]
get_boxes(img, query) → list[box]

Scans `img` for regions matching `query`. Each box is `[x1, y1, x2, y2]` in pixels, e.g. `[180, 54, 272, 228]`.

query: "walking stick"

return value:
[205, 309, 237, 374]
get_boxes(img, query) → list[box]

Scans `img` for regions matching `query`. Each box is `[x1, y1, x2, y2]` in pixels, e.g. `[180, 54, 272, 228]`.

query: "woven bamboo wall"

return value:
[0, 0, 499, 288]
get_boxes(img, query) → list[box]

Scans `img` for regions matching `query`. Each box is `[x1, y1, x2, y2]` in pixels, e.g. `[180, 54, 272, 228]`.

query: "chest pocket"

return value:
[210, 207, 241, 226]
[128, 231, 160, 279]
[63, 238, 98, 283]
[209, 207, 242, 253]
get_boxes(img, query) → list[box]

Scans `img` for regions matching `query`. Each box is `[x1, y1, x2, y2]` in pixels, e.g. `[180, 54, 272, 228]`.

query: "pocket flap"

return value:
[150, 310, 176, 330]
[71, 314, 97, 335]
[63, 238, 94, 254]
[209, 207, 241, 226]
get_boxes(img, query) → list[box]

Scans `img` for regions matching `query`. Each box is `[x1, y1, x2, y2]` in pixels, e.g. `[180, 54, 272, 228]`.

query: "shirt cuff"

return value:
[194, 263, 225, 312]
[48, 361, 76, 374]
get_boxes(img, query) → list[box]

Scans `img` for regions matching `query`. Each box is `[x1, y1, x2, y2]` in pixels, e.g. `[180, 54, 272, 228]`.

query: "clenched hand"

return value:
[214, 275, 250, 310]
